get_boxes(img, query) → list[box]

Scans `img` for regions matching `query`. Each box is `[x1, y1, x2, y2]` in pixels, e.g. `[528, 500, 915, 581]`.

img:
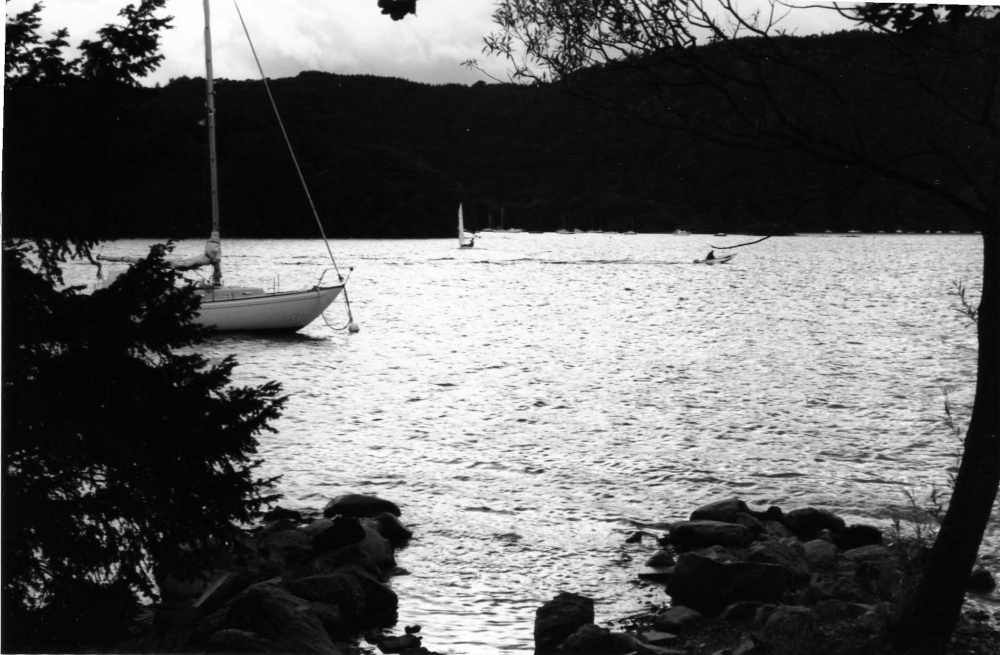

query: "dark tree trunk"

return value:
[900, 221, 1000, 652]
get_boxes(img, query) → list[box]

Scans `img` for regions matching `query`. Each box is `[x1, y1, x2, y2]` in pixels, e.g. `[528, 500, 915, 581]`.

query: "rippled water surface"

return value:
[85, 233, 990, 653]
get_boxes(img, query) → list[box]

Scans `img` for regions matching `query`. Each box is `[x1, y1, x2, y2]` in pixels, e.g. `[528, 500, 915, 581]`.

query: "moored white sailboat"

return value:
[98, 0, 350, 333]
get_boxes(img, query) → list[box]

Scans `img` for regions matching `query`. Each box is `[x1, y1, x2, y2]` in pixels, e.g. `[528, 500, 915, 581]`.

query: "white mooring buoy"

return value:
[348, 322, 360, 333]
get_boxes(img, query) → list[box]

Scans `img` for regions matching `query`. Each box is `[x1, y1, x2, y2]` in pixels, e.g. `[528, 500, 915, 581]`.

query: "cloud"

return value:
[6, 0, 854, 88]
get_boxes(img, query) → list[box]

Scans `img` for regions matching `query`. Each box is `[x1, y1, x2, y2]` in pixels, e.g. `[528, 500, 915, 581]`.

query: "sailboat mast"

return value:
[203, 0, 222, 285]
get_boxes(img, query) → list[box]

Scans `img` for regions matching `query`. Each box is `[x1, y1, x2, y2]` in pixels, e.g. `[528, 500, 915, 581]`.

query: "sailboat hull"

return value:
[195, 285, 344, 332]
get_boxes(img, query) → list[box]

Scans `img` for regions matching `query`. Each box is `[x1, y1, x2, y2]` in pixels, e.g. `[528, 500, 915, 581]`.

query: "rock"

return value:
[257, 517, 300, 538]
[374, 512, 413, 548]
[405, 624, 421, 634]
[635, 640, 686, 655]
[747, 540, 811, 585]
[638, 566, 674, 583]
[784, 508, 846, 541]
[357, 520, 397, 570]
[377, 633, 422, 653]
[852, 552, 903, 600]
[534, 592, 595, 653]
[262, 506, 304, 523]
[308, 601, 347, 639]
[561, 624, 636, 654]
[755, 605, 817, 655]
[728, 633, 768, 655]
[720, 601, 761, 622]
[670, 521, 754, 550]
[158, 568, 227, 603]
[639, 630, 680, 646]
[308, 516, 367, 553]
[842, 544, 893, 563]
[802, 539, 839, 567]
[666, 553, 792, 615]
[258, 528, 314, 574]
[226, 582, 340, 654]
[690, 498, 752, 523]
[206, 628, 283, 653]
[763, 520, 795, 539]
[734, 513, 766, 537]
[324, 494, 401, 519]
[626, 531, 644, 543]
[646, 550, 676, 568]
[653, 606, 703, 633]
[281, 566, 398, 631]
[812, 599, 870, 622]
[804, 572, 874, 604]
[833, 524, 883, 551]
[857, 601, 899, 633]
[968, 566, 997, 593]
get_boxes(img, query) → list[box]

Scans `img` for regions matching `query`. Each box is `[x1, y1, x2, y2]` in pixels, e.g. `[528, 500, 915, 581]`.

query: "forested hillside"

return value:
[2, 27, 983, 239]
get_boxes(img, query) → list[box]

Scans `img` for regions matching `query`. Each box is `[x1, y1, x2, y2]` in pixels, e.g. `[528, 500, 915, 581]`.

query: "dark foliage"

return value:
[378, 0, 417, 22]
[3, 5, 992, 241]
[3, 5, 288, 651]
[1, 242, 285, 652]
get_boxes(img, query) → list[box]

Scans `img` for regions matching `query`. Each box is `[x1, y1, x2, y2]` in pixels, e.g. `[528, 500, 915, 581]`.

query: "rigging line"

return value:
[232, 0, 342, 281]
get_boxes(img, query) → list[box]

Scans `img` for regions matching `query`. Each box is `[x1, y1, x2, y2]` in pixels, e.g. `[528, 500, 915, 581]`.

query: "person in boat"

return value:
[705, 250, 716, 260]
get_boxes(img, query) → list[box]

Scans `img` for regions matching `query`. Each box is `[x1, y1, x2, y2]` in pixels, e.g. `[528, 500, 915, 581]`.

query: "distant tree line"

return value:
[3, 16, 983, 242]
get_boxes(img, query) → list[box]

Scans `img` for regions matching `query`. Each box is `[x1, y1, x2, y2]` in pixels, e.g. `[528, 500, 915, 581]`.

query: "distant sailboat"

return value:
[458, 204, 475, 248]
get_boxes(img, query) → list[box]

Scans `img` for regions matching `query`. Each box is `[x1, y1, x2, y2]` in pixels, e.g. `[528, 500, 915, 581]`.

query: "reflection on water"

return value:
[79, 233, 988, 653]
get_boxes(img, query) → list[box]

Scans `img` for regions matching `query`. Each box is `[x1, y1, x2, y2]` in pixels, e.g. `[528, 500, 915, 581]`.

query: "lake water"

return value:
[78, 232, 991, 653]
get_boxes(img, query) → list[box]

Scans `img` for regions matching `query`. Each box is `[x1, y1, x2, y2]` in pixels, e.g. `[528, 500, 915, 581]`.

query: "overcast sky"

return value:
[3, 0, 873, 87]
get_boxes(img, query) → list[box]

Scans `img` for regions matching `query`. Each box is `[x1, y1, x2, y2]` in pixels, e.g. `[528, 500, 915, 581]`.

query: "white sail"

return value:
[458, 203, 474, 248]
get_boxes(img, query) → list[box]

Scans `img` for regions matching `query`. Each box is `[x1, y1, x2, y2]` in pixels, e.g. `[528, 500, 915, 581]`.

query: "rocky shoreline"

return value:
[145, 493, 440, 655]
[140, 495, 998, 655]
[533, 498, 999, 655]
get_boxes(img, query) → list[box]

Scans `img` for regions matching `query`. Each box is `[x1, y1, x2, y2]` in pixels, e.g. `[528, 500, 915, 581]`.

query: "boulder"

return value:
[257, 517, 300, 539]
[833, 524, 883, 551]
[637, 566, 674, 583]
[763, 520, 795, 539]
[561, 624, 636, 654]
[374, 512, 413, 547]
[784, 508, 846, 540]
[534, 592, 595, 653]
[666, 552, 792, 615]
[638, 630, 680, 647]
[804, 572, 874, 604]
[653, 606, 703, 633]
[747, 540, 811, 585]
[324, 494, 401, 519]
[802, 539, 839, 567]
[376, 633, 422, 653]
[206, 628, 283, 653]
[968, 566, 997, 593]
[669, 521, 754, 550]
[308, 601, 347, 640]
[812, 599, 870, 622]
[734, 513, 767, 537]
[720, 600, 762, 622]
[280, 565, 398, 631]
[690, 498, 752, 523]
[262, 506, 304, 523]
[755, 605, 818, 655]
[225, 582, 340, 654]
[842, 544, 893, 563]
[258, 528, 314, 575]
[307, 516, 367, 553]
[645, 550, 676, 568]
